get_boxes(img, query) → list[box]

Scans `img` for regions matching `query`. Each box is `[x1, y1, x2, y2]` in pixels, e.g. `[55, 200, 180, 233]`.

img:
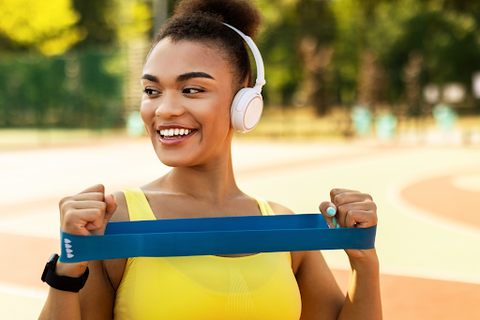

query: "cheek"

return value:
[140, 100, 156, 132]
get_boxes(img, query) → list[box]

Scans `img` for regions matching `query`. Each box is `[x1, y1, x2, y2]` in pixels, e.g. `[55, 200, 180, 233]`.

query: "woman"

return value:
[39, 0, 381, 319]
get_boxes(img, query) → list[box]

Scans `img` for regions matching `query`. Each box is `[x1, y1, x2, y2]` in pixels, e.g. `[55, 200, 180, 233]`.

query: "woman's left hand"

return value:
[319, 188, 378, 260]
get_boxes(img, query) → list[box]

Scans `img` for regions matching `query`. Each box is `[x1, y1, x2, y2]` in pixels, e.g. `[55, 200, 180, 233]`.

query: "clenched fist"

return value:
[59, 184, 117, 236]
[319, 188, 377, 229]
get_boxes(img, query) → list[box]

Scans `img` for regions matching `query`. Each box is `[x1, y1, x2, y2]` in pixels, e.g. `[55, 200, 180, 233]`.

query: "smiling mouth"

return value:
[159, 128, 197, 140]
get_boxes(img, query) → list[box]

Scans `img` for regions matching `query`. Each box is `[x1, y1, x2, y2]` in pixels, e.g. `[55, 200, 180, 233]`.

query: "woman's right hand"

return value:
[60, 184, 117, 236]
[56, 184, 117, 277]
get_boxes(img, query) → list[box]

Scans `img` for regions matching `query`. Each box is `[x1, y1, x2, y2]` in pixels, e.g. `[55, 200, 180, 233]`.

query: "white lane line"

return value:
[388, 174, 480, 239]
[451, 172, 480, 192]
[0, 281, 47, 300]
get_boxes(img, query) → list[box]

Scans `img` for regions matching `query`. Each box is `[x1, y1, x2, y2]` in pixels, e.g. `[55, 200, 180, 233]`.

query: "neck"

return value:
[163, 146, 241, 204]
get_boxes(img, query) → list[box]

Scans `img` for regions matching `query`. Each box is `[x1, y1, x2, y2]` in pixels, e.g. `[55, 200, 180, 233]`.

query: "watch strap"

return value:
[42, 253, 89, 292]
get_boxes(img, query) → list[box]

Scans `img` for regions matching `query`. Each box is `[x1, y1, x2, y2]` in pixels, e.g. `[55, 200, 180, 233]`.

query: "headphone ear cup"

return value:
[230, 88, 264, 133]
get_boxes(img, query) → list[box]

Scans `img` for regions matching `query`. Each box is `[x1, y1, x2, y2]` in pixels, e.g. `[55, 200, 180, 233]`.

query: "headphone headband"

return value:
[223, 23, 266, 92]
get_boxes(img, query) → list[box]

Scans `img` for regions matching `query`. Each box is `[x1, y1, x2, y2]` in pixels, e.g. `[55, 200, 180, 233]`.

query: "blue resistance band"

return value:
[59, 214, 376, 263]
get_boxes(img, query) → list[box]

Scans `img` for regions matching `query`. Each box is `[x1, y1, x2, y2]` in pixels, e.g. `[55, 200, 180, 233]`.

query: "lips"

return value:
[156, 126, 197, 143]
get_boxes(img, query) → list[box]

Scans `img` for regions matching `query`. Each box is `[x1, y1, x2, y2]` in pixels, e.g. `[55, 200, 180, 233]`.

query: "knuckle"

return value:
[346, 209, 356, 219]
[334, 192, 347, 204]
[91, 208, 103, 218]
[62, 210, 77, 228]
[92, 192, 105, 201]
[330, 188, 341, 197]
[362, 193, 373, 201]
[59, 196, 71, 209]
[59, 199, 73, 215]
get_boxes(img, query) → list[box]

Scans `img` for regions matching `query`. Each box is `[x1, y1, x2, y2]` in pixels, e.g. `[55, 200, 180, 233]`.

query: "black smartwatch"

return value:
[41, 253, 89, 292]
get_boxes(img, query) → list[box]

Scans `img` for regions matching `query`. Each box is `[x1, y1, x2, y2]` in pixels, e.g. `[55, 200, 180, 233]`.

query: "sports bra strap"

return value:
[123, 188, 156, 221]
[250, 196, 275, 216]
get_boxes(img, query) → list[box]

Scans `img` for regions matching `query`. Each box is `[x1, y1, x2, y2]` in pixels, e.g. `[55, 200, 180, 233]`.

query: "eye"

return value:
[143, 88, 160, 96]
[182, 88, 203, 94]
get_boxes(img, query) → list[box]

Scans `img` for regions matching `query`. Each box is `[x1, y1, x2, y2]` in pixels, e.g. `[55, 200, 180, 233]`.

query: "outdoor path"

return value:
[0, 138, 479, 319]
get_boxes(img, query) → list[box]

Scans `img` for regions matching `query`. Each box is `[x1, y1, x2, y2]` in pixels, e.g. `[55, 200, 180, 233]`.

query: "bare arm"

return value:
[38, 187, 127, 320]
[270, 188, 382, 320]
[320, 189, 382, 320]
[294, 249, 381, 320]
[38, 260, 115, 320]
[337, 250, 381, 320]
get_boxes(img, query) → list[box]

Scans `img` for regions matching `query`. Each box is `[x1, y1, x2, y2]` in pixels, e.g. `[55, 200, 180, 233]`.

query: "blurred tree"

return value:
[257, 0, 336, 115]
[70, 0, 117, 49]
[0, 0, 84, 55]
[372, 0, 480, 113]
[330, 0, 480, 115]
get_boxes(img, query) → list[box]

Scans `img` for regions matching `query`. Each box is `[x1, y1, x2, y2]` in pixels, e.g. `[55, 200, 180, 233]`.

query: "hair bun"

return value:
[173, 0, 262, 38]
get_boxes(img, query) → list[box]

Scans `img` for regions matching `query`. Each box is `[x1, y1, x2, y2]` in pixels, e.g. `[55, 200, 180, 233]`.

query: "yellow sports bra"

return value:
[113, 188, 302, 320]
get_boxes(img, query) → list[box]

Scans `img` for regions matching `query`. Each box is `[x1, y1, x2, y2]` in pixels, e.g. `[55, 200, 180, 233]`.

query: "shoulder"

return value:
[266, 201, 295, 215]
[110, 190, 129, 222]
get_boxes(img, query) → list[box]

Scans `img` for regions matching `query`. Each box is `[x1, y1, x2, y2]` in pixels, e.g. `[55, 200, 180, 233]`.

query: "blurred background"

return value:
[1, 0, 480, 145]
[1, 0, 479, 319]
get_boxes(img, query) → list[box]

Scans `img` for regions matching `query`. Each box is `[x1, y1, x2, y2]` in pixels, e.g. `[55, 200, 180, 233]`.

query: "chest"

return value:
[113, 253, 302, 320]
[144, 192, 263, 220]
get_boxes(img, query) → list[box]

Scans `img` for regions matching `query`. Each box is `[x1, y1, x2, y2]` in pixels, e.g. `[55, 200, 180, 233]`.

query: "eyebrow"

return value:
[176, 72, 214, 82]
[141, 72, 215, 83]
[142, 74, 159, 82]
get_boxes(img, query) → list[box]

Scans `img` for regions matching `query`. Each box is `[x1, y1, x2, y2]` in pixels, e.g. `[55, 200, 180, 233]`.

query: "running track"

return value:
[0, 138, 479, 319]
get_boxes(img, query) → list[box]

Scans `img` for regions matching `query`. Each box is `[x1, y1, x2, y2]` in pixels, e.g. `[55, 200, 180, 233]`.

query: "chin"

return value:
[155, 151, 199, 168]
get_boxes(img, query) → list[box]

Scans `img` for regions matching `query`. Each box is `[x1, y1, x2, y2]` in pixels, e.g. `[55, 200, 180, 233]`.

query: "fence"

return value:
[0, 49, 125, 128]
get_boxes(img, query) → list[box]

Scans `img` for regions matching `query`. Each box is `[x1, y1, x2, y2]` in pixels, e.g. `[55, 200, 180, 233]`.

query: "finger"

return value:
[336, 201, 376, 228]
[319, 201, 339, 229]
[79, 184, 105, 195]
[59, 193, 104, 211]
[330, 188, 359, 202]
[67, 200, 107, 211]
[331, 191, 372, 207]
[345, 209, 378, 228]
[337, 201, 376, 218]
[63, 208, 105, 235]
[70, 192, 106, 202]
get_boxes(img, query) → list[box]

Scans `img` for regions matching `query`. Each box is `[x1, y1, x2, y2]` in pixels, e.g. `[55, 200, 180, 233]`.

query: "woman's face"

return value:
[141, 38, 236, 168]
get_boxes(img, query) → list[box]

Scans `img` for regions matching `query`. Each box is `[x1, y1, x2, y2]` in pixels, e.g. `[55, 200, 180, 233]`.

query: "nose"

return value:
[155, 91, 185, 119]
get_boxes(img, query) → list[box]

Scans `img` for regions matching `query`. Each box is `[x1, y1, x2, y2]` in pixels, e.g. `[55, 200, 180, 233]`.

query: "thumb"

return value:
[88, 193, 116, 236]
[104, 193, 117, 220]
[319, 201, 339, 229]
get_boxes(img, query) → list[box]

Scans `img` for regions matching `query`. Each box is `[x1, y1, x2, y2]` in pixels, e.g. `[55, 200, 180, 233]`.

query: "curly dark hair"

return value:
[147, 0, 263, 88]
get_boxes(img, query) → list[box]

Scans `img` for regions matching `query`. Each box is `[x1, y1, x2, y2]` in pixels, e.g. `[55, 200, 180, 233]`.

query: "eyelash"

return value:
[143, 87, 205, 96]
[183, 88, 204, 94]
[143, 88, 160, 96]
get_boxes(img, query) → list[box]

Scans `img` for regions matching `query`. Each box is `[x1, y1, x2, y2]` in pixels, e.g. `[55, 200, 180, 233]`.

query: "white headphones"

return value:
[223, 23, 266, 133]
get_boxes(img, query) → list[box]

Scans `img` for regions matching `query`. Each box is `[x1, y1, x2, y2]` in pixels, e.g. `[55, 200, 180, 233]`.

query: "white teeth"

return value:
[160, 128, 193, 138]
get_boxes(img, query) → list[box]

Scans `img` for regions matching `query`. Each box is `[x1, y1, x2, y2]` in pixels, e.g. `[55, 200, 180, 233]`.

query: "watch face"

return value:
[41, 253, 59, 282]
